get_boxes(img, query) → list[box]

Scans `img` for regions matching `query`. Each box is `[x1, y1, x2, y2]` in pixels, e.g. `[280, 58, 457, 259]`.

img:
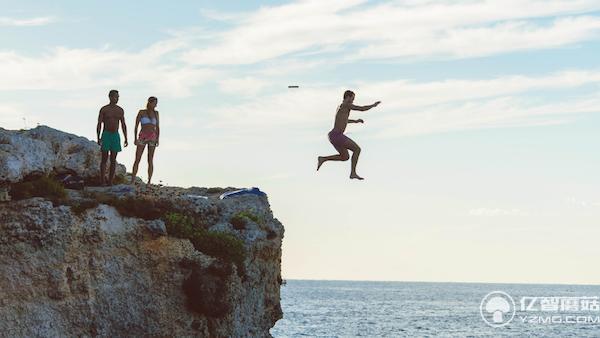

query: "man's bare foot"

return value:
[350, 173, 364, 180]
[317, 156, 325, 171]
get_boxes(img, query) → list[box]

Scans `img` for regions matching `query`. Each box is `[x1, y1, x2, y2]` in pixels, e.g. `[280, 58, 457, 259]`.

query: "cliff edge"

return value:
[0, 126, 284, 337]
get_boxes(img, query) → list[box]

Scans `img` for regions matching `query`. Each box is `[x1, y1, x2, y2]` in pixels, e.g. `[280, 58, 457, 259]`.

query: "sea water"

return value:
[271, 280, 600, 337]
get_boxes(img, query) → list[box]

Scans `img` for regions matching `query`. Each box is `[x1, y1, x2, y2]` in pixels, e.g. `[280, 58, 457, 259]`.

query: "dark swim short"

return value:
[101, 131, 122, 152]
[328, 130, 350, 153]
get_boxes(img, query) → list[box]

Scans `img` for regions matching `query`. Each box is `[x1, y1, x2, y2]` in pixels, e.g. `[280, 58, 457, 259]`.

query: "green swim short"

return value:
[101, 130, 122, 152]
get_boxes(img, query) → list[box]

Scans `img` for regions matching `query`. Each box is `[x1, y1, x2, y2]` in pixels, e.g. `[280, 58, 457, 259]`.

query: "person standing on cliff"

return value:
[130, 96, 160, 186]
[317, 90, 381, 180]
[97, 89, 128, 186]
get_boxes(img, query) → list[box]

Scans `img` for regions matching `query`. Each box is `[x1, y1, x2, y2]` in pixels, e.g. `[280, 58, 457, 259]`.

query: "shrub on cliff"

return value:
[114, 196, 176, 220]
[80, 194, 177, 220]
[165, 212, 246, 275]
[69, 199, 100, 215]
[206, 187, 225, 194]
[230, 210, 263, 230]
[10, 175, 67, 201]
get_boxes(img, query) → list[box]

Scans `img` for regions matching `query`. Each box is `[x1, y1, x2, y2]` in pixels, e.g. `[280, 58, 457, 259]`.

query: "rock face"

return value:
[0, 127, 284, 337]
[0, 125, 126, 182]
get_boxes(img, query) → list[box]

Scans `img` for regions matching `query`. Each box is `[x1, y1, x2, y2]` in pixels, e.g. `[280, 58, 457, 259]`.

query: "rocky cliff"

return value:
[0, 126, 284, 337]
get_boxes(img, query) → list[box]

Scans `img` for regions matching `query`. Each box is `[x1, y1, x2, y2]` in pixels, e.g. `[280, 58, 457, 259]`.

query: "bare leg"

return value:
[318, 135, 363, 179]
[147, 145, 156, 185]
[343, 137, 363, 180]
[350, 150, 362, 180]
[108, 151, 118, 186]
[130, 144, 146, 184]
[317, 149, 350, 171]
[100, 151, 109, 186]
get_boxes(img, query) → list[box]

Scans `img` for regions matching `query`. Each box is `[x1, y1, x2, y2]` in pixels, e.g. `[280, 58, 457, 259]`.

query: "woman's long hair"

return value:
[147, 96, 158, 110]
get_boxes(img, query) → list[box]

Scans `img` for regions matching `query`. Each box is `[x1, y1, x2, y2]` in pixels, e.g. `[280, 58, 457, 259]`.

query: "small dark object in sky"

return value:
[288, 85, 299, 88]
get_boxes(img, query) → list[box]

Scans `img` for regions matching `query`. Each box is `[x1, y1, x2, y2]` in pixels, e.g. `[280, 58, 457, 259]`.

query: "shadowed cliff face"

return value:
[0, 126, 284, 337]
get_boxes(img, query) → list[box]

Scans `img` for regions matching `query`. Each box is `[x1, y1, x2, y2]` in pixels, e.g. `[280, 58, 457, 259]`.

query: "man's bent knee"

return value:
[340, 153, 350, 161]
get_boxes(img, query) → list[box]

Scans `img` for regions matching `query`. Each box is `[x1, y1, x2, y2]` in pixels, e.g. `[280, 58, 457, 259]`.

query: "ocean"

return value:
[270, 280, 600, 337]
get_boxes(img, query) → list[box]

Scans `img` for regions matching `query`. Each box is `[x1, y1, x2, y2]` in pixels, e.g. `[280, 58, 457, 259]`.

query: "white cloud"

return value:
[469, 208, 529, 216]
[357, 71, 600, 110]
[204, 86, 342, 129]
[0, 16, 55, 27]
[252, 59, 328, 77]
[199, 8, 244, 22]
[218, 77, 268, 96]
[4, 1, 600, 99]
[0, 38, 219, 97]
[201, 70, 600, 136]
[349, 16, 600, 62]
[182, 0, 600, 65]
[374, 95, 600, 137]
[0, 104, 40, 129]
[565, 197, 600, 208]
[3, 1, 600, 140]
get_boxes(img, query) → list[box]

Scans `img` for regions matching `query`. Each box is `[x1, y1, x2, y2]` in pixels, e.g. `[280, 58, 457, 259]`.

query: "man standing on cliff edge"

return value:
[97, 89, 128, 186]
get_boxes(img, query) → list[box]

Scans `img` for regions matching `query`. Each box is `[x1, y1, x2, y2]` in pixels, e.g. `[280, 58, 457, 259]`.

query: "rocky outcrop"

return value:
[0, 126, 284, 337]
[0, 126, 126, 182]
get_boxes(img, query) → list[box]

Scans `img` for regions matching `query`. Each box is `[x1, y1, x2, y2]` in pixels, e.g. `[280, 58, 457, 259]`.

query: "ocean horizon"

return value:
[271, 279, 600, 337]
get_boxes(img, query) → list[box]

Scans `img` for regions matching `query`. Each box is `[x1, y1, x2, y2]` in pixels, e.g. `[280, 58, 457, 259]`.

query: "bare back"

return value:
[332, 103, 351, 133]
[99, 104, 124, 132]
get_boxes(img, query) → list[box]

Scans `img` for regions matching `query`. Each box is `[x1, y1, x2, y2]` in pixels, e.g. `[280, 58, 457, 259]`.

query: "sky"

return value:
[1, 0, 600, 284]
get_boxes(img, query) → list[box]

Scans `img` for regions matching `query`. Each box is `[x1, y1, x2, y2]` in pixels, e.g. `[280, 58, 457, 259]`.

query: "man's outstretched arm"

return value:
[350, 101, 381, 111]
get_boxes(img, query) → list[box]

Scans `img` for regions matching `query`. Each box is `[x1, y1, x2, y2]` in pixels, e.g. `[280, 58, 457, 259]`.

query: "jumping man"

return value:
[317, 90, 380, 180]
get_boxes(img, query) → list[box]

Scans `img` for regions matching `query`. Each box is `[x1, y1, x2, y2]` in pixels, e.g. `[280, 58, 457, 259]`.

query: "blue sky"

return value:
[2, 0, 600, 284]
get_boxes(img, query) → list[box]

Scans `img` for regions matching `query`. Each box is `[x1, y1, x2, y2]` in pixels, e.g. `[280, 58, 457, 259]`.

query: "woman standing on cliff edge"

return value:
[130, 96, 160, 185]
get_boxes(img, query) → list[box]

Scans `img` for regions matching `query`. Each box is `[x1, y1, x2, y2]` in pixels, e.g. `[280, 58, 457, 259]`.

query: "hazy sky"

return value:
[2, 0, 600, 284]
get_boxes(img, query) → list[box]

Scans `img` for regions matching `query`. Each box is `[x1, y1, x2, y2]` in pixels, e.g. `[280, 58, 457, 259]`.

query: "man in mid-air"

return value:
[317, 90, 381, 180]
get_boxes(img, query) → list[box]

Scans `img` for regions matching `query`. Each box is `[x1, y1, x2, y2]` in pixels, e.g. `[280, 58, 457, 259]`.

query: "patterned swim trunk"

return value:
[137, 130, 158, 147]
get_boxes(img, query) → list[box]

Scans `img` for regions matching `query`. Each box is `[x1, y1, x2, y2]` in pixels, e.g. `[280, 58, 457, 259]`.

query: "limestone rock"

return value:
[0, 193, 284, 337]
[0, 127, 284, 337]
[146, 219, 167, 236]
[0, 126, 126, 182]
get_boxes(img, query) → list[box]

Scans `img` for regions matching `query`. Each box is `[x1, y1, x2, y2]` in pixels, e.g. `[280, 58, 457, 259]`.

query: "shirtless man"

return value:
[97, 89, 128, 186]
[317, 90, 380, 180]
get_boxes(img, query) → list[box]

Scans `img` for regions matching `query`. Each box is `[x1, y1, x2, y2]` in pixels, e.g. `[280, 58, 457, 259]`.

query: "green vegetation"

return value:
[9, 175, 247, 277]
[64, 192, 179, 220]
[83, 174, 127, 187]
[206, 187, 225, 194]
[165, 212, 246, 275]
[164, 212, 196, 238]
[10, 175, 67, 201]
[111, 196, 175, 220]
[69, 199, 100, 215]
[230, 210, 263, 230]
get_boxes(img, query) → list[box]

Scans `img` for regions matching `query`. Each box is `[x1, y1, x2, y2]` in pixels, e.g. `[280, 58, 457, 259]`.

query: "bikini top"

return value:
[140, 111, 157, 126]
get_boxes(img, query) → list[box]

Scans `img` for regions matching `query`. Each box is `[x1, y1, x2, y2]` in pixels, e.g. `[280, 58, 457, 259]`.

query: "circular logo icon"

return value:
[480, 291, 516, 327]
